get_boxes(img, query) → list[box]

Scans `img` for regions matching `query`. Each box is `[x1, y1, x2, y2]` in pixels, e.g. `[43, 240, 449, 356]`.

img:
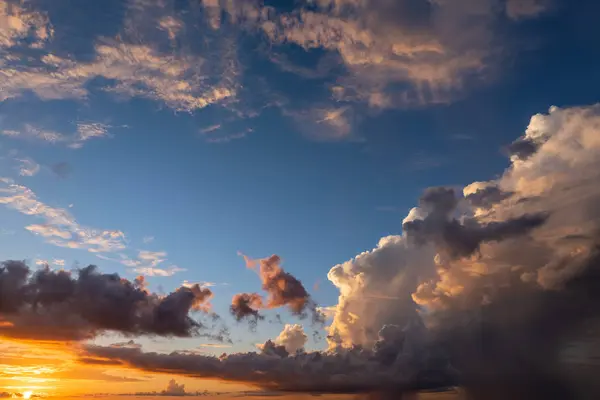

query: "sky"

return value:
[1, 0, 600, 398]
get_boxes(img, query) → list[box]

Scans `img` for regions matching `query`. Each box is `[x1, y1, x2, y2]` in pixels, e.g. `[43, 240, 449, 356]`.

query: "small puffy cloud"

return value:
[52, 259, 65, 267]
[162, 379, 186, 396]
[274, 324, 308, 354]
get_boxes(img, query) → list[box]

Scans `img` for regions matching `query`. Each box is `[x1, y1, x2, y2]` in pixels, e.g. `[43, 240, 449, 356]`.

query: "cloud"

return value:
[506, 0, 552, 20]
[0, 260, 215, 341]
[204, 128, 253, 144]
[70, 123, 112, 149]
[15, 158, 40, 177]
[0, 1, 52, 50]
[274, 324, 307, 355]
[199, 124, 222, 134]
[230, 292, 264, 323]
[207, 0, 550, 110]
[25, 224, 72, 240]
[162, 379, 186, 396]
[142, 236, 155, 244]
[1, 123, 111, 149]
[0, 178, 128, 253]
[233, 254, 322, 323]
[77, 103, 600, 397]
[50, 162, 72, 178]
[134, 266, 186, 277]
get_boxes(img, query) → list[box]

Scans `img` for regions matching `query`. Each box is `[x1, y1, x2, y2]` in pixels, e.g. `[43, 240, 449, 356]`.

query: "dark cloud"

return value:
[81, 328, 455, 394]
[230, 292, 264, 323]
[403, 187, 547, 259]
[464, 185, 514, 209]
[0, 262, 216, 341]
[50, 161, 72, 178]
[505, 137, 539, 161]
[233, 255, 323, 324]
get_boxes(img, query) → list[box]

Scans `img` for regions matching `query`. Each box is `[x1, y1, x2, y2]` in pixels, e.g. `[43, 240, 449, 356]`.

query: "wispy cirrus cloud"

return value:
[0, 177, 126, 253]
[15, 158, 40, 177]
[1, 122, 112, 149]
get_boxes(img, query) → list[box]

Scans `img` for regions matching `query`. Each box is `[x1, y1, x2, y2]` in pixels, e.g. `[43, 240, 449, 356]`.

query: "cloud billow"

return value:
[0, 262, 215, 341]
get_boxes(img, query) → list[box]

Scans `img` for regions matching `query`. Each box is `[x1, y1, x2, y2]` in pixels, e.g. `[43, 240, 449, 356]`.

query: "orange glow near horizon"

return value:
[0, 337, 255, 397]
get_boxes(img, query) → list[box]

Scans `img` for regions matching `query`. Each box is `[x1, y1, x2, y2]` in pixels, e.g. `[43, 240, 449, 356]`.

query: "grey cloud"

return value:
[0, 261, 216, 341]
[232, 255, 324, 325]
[464, 185, 513, 209]
[230, 292, 264, 323]
[505, 137, 539, 161]
[81, 323, 455, 394]
[402, 187, 547, 259]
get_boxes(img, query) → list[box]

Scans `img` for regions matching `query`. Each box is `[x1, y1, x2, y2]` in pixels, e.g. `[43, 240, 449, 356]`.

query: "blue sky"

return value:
[1, 0, 600, 362]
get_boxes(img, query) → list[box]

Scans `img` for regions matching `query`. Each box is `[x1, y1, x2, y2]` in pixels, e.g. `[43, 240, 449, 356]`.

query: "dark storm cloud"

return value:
[403, 187, 547, 259]
[0, 261, 215, 341]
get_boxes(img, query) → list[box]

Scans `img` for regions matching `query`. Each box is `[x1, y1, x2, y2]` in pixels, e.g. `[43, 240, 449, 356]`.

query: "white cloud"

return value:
[274, 324, 308, 354]
[0, 1, 52, 49]
[325, 103, 600, 350]
[16, 158, 40, 177]
[1, 123, 111, 149]
[182, 280, 216, 288]
[158, 16, 183, 40]
[134, 265, 186, 277]
[199, 124, 222, 134]
[25, 224, 72, 240]
[142, 236, 155, 244]
[0, 178, 127, 254]
[52, 258, 65, 266]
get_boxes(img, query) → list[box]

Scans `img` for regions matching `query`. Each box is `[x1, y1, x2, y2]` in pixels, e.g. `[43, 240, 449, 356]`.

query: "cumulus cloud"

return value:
[162, 379, 186, 396]
[0, 260, 215, 341]
[274, 324, 308, 355]
[232, 254, 322, 323]
[70, 97, 600, 392]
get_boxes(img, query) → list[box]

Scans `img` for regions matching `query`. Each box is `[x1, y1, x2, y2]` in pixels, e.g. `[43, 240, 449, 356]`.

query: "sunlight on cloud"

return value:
[1, 123, 112, 149]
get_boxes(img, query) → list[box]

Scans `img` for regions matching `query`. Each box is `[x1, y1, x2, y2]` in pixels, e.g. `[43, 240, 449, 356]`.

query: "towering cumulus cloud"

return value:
[77, 104, 600, 397]
[0, 262, 214, 341]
